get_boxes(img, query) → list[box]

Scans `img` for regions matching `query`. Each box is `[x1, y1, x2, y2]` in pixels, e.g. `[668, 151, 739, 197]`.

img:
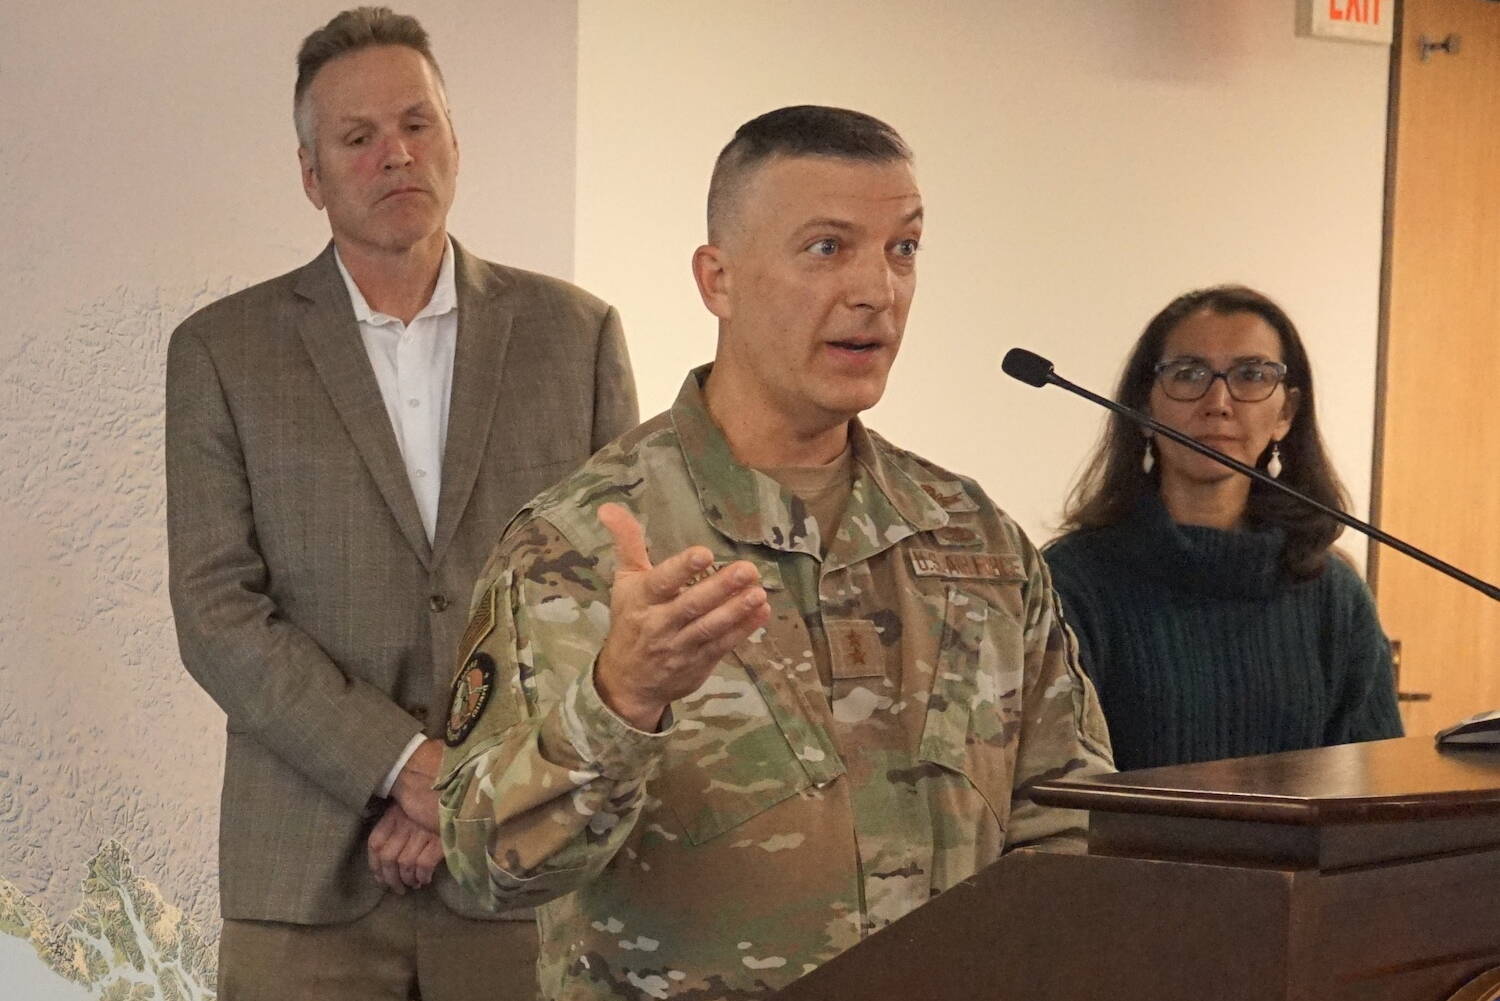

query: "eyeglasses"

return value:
[1152, 358, 1288, 403]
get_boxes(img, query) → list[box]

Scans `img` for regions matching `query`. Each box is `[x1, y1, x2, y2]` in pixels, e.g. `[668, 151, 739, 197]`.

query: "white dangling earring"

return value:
[1267, 443, 1283, 479]
[1142, 439, 1155, 474]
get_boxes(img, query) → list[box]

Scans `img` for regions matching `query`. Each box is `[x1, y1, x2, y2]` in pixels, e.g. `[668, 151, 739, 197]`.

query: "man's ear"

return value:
[299, 146, 325, 211]
[692, 243, 731, 321]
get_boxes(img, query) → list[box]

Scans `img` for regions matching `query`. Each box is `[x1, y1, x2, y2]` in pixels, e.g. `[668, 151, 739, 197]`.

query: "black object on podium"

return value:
[773, 736, 1500, 1001]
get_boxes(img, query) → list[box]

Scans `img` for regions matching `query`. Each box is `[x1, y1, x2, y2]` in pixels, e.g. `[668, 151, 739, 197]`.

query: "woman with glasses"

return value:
[1043, 285, 1402, 770]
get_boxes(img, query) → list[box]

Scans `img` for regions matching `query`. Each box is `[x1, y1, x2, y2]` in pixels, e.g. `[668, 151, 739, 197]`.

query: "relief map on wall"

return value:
[2, 282, 242, 999]
[1, 842, 214, 999]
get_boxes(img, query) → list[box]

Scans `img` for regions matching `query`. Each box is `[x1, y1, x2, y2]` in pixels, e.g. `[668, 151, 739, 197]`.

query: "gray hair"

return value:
[293, 6, 447, 157]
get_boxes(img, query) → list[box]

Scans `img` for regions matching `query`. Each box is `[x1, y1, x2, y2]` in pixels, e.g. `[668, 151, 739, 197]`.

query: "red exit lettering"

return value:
[1329, 0, 1383, 23]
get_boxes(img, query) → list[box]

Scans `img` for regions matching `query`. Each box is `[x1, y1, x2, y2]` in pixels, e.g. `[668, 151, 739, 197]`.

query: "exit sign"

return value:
[1297, 0, 1395, 44]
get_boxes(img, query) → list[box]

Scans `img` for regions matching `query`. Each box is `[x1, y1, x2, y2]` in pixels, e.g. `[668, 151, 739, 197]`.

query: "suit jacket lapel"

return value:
[432, 239, 514, 567]
[294, 245, 434, 568]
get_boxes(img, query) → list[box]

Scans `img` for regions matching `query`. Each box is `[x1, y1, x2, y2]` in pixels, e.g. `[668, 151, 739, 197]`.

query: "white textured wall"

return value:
[0, 1, 578, 989]
[575, 1, 1390, 563]
[2, 0, 1395, 990]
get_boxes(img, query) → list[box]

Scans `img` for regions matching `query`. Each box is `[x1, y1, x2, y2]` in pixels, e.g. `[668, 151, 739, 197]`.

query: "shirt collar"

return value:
[333, 236, 457, 326]
[669, 364, 948, 564]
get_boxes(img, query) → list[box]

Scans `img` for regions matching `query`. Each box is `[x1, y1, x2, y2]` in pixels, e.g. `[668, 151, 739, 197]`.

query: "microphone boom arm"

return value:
[1034, 365, 1499, 602]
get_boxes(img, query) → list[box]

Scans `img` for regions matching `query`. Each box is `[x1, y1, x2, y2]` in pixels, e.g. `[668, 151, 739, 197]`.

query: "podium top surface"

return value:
[1031, 736, 1500, 824]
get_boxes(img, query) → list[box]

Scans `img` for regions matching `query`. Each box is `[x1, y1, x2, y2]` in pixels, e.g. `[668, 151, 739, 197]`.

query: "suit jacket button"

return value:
[410, 706, 429, 722]
[429, 594, 449, 612]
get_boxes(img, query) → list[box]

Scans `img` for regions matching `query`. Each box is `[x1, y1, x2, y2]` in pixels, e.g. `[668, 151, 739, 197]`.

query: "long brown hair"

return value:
[1059, 285, 1349, 579]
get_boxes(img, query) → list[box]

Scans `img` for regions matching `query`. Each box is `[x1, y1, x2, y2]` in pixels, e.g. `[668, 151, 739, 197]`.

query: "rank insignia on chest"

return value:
[445, 652, 496, 747]
[931, 524, 983, 548]
[826, 619, 885, 680]
[907, 548, 1025, 582]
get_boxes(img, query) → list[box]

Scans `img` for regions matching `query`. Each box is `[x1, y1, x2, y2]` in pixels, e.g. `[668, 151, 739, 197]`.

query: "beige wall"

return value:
[0, 2, 577, 993]
[1, 0, 1395, 993]
[575, 1, 1390, 562]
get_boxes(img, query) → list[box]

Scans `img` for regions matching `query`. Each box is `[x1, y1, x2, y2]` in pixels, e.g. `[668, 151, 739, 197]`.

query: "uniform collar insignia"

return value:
[668, 365, 948, 563]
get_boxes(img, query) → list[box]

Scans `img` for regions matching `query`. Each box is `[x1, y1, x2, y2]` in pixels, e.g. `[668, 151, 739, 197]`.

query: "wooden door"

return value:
[1376, 0, 1500, 737]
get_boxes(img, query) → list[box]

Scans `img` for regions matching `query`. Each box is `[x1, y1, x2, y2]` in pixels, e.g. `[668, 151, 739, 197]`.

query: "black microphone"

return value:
[1000, 347, 1054, 387]
[1001, 347, 1499, 602]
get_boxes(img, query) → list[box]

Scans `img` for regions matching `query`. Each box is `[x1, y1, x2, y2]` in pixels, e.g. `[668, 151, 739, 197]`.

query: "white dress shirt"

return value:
[333, 240, 457, 797]
[334, 240, 457, 544]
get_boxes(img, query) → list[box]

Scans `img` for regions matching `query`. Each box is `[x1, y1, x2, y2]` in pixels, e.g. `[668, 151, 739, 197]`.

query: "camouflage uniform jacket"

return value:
[438, 367, 1113, 1000]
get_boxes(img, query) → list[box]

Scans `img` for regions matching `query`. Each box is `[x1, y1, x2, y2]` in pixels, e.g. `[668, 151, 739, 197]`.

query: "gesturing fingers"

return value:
[668, 561, 762, 631]
[598, 503, 653, 574]
[638, 564, 769, 681]
[679, 583, 771, 656]
[646, 545, 762, 611]
[599, 503, 728, 604]
[593, 500, 779, 728]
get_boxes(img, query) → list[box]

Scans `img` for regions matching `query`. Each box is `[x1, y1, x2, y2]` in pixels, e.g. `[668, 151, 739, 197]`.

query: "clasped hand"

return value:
[367, 800, 444, 893]
[369, 738, 444, 892]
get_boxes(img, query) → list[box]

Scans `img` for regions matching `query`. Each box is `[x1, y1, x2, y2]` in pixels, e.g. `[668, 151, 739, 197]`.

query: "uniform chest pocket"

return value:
[917, 584, 1026, 823]
[653, 669, 820, 846]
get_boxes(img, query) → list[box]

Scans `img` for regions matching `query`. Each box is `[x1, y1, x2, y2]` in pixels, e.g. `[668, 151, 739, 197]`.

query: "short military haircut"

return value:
[706, 105, 913, 243]
[293, 6, 446, 153]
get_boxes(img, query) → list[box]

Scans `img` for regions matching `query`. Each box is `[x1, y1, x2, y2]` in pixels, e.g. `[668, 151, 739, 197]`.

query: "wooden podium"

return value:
[774, 737, 1500, 1001]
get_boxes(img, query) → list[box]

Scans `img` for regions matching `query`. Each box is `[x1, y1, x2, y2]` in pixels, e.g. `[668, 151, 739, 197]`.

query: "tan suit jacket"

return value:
[165, 240, 638, 923]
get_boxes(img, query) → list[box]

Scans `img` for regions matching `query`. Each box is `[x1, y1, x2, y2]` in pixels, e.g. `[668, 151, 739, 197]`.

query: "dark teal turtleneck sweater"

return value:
[1043, 495, 1403, 771]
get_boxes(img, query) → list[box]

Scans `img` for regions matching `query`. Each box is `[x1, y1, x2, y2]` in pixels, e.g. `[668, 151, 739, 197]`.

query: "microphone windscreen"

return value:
[1001, 348, 1054, 388]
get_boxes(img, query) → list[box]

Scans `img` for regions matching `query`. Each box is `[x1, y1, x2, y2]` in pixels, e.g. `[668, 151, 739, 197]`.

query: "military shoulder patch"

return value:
[908, 549, 1025, 582]
[445, 652, 497, 747]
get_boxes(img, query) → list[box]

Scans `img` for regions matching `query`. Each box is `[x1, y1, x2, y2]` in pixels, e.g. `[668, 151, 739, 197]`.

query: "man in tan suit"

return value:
[164, 8, 637, 999]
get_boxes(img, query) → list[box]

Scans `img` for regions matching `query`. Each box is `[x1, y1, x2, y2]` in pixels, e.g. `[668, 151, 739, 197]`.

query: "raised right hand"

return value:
[593, 503, 770, 731]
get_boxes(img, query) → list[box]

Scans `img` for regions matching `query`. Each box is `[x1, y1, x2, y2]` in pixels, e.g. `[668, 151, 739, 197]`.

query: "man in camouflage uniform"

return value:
[438, 105, 1113, 1000]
